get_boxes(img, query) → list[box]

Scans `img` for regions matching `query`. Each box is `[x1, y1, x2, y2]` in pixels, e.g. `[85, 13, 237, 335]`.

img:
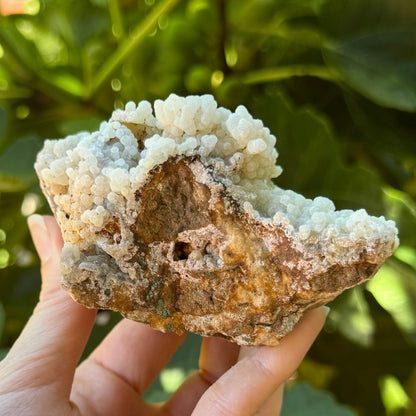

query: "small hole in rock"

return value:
[174, 241, 193, 260]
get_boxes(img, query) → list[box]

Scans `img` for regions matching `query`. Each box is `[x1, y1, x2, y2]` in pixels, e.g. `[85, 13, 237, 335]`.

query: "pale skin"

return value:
[0, 216, 328, 416]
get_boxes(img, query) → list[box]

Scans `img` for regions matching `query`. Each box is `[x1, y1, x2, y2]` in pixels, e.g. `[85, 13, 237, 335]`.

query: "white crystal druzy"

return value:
[35, 94, 399, 256]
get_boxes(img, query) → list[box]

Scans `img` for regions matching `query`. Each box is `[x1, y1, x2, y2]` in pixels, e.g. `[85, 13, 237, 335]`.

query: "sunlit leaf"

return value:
[379, 375, 411, 415]
[14, 16, 68, 66]
[367, 262, 416, 344]
[0, 17, 44, 73]
[394, 246, 416, 271]
[45, 72, 84, 97]
[160, 367, 186, 393]
[0, 248, 9, 268]
[382, 187, 416, 247]
[328, 287, 375, 347]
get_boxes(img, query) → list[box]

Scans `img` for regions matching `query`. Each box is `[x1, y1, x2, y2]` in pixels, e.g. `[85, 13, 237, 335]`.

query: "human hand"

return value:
[0, 215, 328, 416]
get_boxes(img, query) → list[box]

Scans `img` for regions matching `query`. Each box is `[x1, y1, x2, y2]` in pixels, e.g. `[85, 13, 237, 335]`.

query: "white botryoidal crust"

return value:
[35, 94, 399, 272]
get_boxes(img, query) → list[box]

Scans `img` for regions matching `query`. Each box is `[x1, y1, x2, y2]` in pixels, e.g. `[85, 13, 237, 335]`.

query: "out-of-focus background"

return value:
[0, 0, 415, 414]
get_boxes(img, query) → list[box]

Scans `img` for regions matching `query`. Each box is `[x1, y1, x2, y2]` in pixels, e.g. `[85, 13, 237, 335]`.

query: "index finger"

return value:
[81, 319, 185, 396]
[192, 307, 328, 416]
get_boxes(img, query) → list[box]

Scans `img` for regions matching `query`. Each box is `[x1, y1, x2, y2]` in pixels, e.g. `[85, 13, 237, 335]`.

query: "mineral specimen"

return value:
[35, 94, 398, 345]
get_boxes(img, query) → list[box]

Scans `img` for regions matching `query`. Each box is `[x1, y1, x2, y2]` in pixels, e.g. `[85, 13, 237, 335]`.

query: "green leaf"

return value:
[281, 383, 357, 415]
[344, 94, 416, 160]
[0, 135, 43, 192]
[319, 0, 416, 38]
[0, 107, 7, 145]
[230, 0, 325, 28]
[58, 116, 102, 136]
[0, 302, 5, 341]
[0, 349, 8, 361]
[323, 30, 416, 112]
[252, 92, 416, 250]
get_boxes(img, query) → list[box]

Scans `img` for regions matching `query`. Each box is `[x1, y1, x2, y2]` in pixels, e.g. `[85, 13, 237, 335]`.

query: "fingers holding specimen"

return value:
[86, 319, 185, 396]
[27, 214, 53, 263]
[0, 215, 96, 397]
[72, 358, 152, 416]
[199, 337, 240, 384]
[28, 214, 65, 300]
[253, 384, 284, 416]
[192, 307, 328, 416]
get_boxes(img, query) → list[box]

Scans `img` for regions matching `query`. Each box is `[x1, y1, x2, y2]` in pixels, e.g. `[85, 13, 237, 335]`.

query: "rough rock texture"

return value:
[35, 95, 398, 345]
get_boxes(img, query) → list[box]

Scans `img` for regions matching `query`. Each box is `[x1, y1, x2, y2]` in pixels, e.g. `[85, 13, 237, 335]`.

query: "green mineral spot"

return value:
[166, 323, 175, 332]
[146, 291, 154, 301]
[138, 256, 146, 266]
[147, 280, 164, 301]
[162, 309, 170, 319]
[157, 298, 164, 312]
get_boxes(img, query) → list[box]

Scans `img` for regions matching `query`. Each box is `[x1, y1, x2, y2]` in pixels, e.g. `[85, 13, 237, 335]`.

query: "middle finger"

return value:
[163, 336, 240, 415]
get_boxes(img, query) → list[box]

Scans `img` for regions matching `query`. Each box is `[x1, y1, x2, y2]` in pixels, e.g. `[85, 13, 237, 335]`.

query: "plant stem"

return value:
[215, 0, 230, 74]
[241, 65, 338, 84]
[108, 0, 126, 40]
[88, 0, 180, 98]
[0, 86, 32, 100]
[238, 25, 327, 49]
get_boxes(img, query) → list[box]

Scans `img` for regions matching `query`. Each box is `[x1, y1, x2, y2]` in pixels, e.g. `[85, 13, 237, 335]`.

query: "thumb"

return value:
[0, 215, 96, 398]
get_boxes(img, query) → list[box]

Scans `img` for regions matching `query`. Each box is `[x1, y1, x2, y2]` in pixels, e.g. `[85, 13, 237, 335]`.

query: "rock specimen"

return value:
[35, 94, 398, 345]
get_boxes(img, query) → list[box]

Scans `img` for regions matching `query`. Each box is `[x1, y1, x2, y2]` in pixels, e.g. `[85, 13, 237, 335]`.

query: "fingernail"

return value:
[28, 214, 52, 262]
[322, 305, 331, 316]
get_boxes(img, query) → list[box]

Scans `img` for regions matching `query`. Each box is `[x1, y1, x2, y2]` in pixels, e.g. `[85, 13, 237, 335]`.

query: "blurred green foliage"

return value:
[0, 0, 415, 414]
